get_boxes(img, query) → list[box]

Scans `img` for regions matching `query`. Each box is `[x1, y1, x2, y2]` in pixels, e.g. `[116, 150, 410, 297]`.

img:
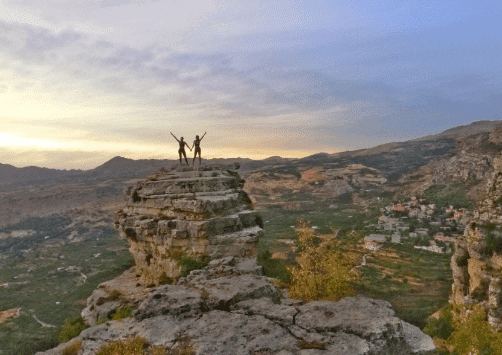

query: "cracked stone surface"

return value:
[37, 258, 435, 355]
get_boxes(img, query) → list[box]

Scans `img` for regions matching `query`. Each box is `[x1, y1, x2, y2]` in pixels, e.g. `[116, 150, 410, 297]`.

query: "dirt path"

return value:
[33, 315, 55, 328]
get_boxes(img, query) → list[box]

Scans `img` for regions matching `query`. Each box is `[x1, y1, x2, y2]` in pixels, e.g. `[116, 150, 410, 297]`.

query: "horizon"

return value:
[1, 1, 501, 169]
[4, 117, 502, 171]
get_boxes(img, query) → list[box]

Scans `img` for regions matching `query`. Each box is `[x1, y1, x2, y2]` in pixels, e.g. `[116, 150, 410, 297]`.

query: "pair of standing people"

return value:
[170, 132, 206, 165]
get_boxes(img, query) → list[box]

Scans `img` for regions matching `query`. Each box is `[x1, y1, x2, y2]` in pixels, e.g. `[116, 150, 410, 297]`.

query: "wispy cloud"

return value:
[1, 1, 501, 168]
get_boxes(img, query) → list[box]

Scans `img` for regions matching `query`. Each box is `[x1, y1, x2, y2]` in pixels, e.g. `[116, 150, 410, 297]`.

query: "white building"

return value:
[365, 241, 381, 251]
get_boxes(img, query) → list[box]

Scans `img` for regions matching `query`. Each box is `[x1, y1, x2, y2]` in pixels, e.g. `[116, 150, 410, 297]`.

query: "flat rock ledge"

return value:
[38, 257, 434, 355]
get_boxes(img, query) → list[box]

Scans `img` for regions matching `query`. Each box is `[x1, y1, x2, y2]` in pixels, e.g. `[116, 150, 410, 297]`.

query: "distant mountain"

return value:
[416, 119, 502, 140]
[2, 120, 501, 186]
[292, 120, 502, 181]
[0, 163, 82, 185]
[83, 156, 172, 180]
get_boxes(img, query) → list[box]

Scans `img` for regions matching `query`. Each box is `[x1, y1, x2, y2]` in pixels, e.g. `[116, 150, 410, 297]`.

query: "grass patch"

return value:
[110, 305, 134, 321]
[256, 249, 290, 283]
[58, 316, 90, 344]
[177, 255, 210, 278]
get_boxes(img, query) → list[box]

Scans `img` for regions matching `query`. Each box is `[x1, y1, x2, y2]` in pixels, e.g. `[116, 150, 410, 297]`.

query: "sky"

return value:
[1, 0, 501, 170]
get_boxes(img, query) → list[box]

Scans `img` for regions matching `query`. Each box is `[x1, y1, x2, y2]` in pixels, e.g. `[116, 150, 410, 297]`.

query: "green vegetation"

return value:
[176, 255, 210, 278]
[96, 335, 147, 355]
[447, 304, 502, 355]
[354, 242, 453, 328]
[0, 214, 134, 355]
[95, 335, 193, 355]
[110, 305, 134, 321]
[58, 316, 89, 344]
[256, 249, 290, 283]
[62, 339, 82, 355]
[287, 221, 359, 302]
[423, 304, 454, 340]
[422, 182, 475, 209]
[481, 230, 502, 258]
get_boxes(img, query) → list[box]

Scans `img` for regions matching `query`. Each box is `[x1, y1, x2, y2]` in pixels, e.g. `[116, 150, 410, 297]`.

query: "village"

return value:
[362, 196, 471, 253]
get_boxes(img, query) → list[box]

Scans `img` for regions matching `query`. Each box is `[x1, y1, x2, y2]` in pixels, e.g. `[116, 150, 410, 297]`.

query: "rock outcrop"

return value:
[37, 163, 436, 355]
[450, 152, 502, 330]
[114, 163, 263, 284]
[40, 257, 435, 355]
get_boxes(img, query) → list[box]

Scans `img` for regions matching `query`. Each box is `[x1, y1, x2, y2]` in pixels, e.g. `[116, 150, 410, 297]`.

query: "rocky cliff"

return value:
[400, 122, 502, 201]
[450, 152, 502, 330]
[37, 164, 435, 355]
[41, 257, 435, 355]
[114, 163, 263, 285]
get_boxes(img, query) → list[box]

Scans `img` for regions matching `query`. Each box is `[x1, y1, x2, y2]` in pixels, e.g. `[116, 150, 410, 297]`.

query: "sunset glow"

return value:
[1, 0, 501, 169]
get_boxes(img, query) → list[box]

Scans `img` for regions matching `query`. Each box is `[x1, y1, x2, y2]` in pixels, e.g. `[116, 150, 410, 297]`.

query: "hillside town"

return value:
[363, 196, 471, 253]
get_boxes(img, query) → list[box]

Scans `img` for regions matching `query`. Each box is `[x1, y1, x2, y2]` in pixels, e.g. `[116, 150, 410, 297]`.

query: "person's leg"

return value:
[183, 150, 189, 165]
[178, 150, 182, 164]
[198, 149, 202, 164]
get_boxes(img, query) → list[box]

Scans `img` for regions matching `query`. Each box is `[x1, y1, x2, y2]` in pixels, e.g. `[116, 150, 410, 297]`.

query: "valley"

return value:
[0, 119, 501, 354]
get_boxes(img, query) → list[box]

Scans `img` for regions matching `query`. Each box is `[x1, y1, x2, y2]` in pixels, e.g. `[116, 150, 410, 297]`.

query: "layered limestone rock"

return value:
[39, 257, 435, 355]
[450, 152, 502, 330]
[37, 163, 437, 355]
[114, 163, 263, 284]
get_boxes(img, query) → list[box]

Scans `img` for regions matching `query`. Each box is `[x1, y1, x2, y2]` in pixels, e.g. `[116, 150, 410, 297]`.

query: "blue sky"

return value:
[0, 0, 501, 169]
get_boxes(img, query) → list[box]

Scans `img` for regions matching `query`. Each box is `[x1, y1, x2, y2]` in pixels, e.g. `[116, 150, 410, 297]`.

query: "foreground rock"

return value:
[39, 258, 435, 355]
[114, 163, 263, 285]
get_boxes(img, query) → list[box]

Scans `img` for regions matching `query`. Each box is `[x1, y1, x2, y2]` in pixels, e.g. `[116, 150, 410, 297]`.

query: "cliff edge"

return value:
[450, 152, 502, 330]
[36, 163, 435, 355]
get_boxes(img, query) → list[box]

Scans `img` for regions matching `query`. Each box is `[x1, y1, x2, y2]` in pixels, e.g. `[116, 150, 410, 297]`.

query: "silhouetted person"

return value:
[191, 132, 206, 165]
[170, 132, 191, 165]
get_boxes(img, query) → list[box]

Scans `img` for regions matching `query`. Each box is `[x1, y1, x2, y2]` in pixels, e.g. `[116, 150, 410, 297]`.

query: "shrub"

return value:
[288, 220, 359, 302]
[257, 249, 290, 283]
[132, 190, 141, 202]
[95, 336, 191, 355]
[110, 305, 134, 320]
[483, 231, 502, 257]
[423, 305, 454, 340]
[255, 214, 264, 228]
[161, 276, 173, 285]
[58, 317, 90, 344]
[177, 255, 210, 278]
[62, 339, 82, 355]
[108, 289, 122, 301]
[96, 335, 146, 355]
[456, 251, 469, 267]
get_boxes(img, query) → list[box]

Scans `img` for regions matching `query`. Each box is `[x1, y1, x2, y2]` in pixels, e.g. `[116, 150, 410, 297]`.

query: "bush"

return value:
[58, 316, 90, 344]
[96, 335, 146, 355]
[110, 305, 134, 320]
[456, 251, 469, 267]
[483, 231, 502, 257]
[257, 249, 290, 283]
[256, 214, 264, 228]
[95, 335, 175, 355]
[177, 255, 210, 278]
[288, 220, 359, 302]
[62, 339, 83, 355]
[423, 305, 454, 339]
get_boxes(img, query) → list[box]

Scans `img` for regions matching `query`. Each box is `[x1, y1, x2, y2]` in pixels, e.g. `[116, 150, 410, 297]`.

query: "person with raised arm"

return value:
[191, 132, 206, 165]
[170, 132, 191, 165]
